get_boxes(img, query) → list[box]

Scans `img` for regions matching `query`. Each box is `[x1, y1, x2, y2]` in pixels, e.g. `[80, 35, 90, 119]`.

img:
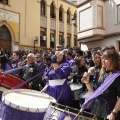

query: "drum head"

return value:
[69, 84, 82, 91]
[2, 89, 56, 112]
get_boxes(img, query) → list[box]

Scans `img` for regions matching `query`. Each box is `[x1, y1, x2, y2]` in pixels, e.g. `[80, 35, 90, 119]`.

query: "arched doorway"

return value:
[0, 25, 11, 50]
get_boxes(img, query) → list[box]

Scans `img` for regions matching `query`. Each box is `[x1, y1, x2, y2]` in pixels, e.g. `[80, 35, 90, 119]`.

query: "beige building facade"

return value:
[0, 0, 77, 51]
[77, 0, 120, 51]
[40, 0, 77, 49]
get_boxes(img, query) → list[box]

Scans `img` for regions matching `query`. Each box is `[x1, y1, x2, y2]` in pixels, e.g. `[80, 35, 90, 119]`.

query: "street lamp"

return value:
[34, 36, 38, 51]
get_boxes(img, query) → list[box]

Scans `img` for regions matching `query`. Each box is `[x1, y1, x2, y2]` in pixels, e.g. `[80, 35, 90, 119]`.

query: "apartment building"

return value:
[77, 0, 120, 50]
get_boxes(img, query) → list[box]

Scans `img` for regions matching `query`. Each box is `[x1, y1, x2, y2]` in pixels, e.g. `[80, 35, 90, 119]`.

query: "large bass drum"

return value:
[1, 89, 56, 120]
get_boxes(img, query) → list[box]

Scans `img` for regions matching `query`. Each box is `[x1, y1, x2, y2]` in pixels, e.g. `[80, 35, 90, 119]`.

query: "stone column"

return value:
[46, 4, 50, 48]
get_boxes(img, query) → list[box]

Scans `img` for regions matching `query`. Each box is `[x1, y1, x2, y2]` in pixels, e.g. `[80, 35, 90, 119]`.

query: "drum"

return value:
[69, 83, 82, 100]
[43, 102, 107, 120]
[79, 91, 93, 107]
[0, 72, 28, 92]
[1, 89, 56, 120]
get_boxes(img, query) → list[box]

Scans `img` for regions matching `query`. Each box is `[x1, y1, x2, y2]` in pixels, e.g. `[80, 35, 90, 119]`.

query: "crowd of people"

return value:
[0, 45, 120, 120]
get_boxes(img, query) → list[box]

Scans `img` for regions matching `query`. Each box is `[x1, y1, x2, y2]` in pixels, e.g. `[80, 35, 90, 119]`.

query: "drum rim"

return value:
[2, 89, 56, 113]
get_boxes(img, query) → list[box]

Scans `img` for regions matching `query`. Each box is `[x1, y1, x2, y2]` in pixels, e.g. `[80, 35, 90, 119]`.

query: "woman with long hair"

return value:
[83, 50, 120, 120]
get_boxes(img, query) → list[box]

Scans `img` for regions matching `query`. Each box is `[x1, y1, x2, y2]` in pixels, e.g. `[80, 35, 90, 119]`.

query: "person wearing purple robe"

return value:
[11, 51, 22, 75]
[66, 51, 75, 68]
[35, 53, 45, 75]
[41, 51, 73, 107]
[0, 55, 12, 72]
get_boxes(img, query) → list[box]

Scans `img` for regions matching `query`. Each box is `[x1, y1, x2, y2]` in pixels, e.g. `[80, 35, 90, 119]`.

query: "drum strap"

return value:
[12, 72, 42, 89]
[81, 70, 120, 111]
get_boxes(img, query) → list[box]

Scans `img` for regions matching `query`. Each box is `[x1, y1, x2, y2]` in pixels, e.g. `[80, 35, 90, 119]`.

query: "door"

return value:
[0, 25, 11, 50]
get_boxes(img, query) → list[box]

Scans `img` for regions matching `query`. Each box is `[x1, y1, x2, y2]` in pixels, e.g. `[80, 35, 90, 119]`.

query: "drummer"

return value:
[41, 50, 73, 107]
[0, 55, 12, 72]
[11, 51, 22, 75]
[18, 53, 44, 91]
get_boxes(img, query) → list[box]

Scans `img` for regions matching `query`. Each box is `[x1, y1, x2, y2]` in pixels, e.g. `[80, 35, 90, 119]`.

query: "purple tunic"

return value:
[67, 58, 75, 68]
[45, 62, 73, 107]
[43, 64, 52, 78]
[12, 58, 22, 75]
[5, 63, 12, 71]
[37, 60, 45, 75]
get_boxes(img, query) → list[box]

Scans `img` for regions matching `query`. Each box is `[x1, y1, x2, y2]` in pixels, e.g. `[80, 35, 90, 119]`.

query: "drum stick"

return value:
[4, 65, 28, 75]
[22, 59, 27, 64]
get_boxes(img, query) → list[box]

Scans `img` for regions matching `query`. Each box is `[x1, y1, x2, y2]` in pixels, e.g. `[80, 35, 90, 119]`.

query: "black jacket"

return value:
[18, 62, 44, 91]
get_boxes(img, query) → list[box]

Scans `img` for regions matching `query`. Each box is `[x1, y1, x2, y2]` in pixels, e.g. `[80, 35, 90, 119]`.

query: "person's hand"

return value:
[70, 72, 75, 77]
[81, 72, 90, 84]
[40, 89, 44, 93]
[107, 112, 116, 120]
[18, 61, 23, 68]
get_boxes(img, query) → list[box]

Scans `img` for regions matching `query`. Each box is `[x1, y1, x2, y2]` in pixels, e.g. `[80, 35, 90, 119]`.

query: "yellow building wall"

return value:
[0, 0, 77, 51]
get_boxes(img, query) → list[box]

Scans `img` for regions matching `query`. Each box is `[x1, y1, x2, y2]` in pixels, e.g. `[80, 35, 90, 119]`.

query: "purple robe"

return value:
[45, 62, 73, 107]
[67, 58, 75, 68]
[43, 64, 52, 78]
[5, 63, 12, 71]
[37, 60, 45, 75]
[12, 58, 22, 75]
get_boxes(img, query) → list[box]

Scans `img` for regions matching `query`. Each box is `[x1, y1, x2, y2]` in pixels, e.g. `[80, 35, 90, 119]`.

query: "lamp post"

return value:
[34, 36, 38, 51]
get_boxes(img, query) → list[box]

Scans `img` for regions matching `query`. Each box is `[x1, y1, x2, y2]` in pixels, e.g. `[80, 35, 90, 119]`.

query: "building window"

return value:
[117, 4, 120, 23]
[59, 6, 63, 21]
[50, 2, 56, 19]
[67, 10, 70, 23]
[79, 7, 93, 31]
[40, 30, 46, 47]
[67, 35, 71, 47]
[50, 33, 55, 48]
[59, 33, 64, 46]
[97, 5, 103, 28]
[41, 0, 46, 15]
[73, 13, 77, 26]
[0, 0, 8, 4]
[74, 36, 77, 46]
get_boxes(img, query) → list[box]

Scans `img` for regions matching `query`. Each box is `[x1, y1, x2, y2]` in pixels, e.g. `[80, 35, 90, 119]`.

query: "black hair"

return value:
[67, 51, 73, 57]
[0, 56, 8, 70]
[76, 50, 83, 56]
[45, 56, 51, 62]
[13, 51, 21, 57]
[92, 51, 101, 58]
